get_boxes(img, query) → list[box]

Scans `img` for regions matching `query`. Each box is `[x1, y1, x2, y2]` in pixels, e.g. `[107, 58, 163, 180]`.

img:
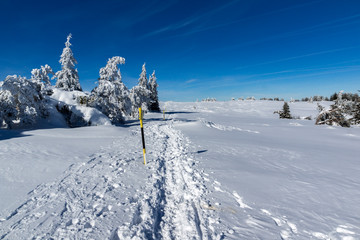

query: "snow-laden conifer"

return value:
[129, 63, 151, 118]
[316, 104, 350, 127]
[53, 34, 82, 91]
[0, 75, 47, 128]
[138, 63, 148, 89]
[350, 102, 360, 125]
[148, 70, 160, 111]
[0, 90, 16, 128]
[89, 56, 131, 123]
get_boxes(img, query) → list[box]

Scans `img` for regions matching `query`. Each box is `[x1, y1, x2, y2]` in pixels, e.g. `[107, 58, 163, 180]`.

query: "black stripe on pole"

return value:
[141, 127, 146, 150]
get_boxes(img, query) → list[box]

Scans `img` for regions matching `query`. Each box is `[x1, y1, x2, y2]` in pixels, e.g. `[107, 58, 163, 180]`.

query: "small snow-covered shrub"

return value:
[316, 104, 350, 127]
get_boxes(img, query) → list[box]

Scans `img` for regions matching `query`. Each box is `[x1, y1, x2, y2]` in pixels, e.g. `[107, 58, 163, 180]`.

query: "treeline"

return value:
[274, 90, 360, 127]
[0, 34, 160, 129]
[260, 92, 360, 102]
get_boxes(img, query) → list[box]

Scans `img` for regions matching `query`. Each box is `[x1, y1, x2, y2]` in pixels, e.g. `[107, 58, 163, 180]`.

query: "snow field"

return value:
[168, 101, 360, 239]
[0, 100, 359, 239]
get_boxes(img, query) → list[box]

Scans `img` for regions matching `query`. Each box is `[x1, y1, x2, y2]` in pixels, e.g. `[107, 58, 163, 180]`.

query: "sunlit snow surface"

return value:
[0, 101, 359, 239]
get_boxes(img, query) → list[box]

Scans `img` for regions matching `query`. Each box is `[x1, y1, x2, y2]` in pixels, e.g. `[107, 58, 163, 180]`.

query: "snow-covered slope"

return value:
[1, 101, 359, 239]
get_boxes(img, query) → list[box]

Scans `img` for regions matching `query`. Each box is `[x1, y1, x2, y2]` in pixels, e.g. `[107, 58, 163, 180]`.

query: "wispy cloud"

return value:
[140, 18, 198, 39]
[139, 0, 241, 39]
[170, 0, 327, 38]
[185, 79, 197, 84]
[206, 13, 360, 55]
[237, 46, 360, 70]
[142, 0, 329, 40]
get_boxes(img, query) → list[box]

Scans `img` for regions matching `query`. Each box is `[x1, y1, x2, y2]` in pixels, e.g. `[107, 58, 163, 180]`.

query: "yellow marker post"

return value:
[139, 107, 146, 165]
[163, 108, 166, 120]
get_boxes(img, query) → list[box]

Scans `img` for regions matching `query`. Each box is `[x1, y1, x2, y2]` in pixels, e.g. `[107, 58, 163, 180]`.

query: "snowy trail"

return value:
[0, 121, 221, 239]
[112, 122, 220, 239]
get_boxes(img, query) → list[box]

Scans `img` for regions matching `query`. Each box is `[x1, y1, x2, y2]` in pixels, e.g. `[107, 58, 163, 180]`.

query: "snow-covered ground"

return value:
[1, 101, 359, 239]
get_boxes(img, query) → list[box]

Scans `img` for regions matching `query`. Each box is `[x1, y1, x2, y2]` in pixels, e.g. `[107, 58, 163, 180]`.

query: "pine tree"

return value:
[89, 56, 131, 123]
[0, 75, 47, 128]
[330, 92, 338, 101]
[129, 63, 151, 118]
[350, 102, 360, 125]
[280, 102, 292, 119]
[274, 102, 292, 119]
[0, 90, 16, 128]
[148, 70, 160, 112]
[316, 104, 350, 127]
[138, 63, 148, 89]
[53, 34, 82, 91]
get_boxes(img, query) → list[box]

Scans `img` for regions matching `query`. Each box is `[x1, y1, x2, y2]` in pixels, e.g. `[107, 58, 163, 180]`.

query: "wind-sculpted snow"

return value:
[199, 118, 260, 134]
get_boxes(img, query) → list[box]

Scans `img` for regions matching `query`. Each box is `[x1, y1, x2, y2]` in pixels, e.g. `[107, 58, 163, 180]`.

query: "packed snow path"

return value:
[0, 121, 221, 239]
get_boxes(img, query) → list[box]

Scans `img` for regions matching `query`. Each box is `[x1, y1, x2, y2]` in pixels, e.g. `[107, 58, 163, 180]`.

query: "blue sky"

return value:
[1, 0, 360, 101]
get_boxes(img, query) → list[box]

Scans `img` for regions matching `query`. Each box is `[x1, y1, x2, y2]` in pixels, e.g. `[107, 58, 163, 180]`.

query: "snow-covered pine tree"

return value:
[316, 104, 350, 127]
[336, 90, 344, 105]
[0, 75, 48, 128]
[0, 90, 17, 128]
[129, 63, 151, 118]
[148, 70, 160, 112]
[89, 56, 131, 123]
[350, 102, 360, 125]
[138, 63, 148, 89]
[53, 34, 82, 91]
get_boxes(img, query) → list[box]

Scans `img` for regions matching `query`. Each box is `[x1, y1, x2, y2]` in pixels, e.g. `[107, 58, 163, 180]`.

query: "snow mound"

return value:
[51, 89, 111, 126]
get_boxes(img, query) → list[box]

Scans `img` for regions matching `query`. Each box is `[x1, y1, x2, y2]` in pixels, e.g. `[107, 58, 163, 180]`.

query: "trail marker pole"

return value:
[163, 108, 166, 120]
[139, 107, 146, 165]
